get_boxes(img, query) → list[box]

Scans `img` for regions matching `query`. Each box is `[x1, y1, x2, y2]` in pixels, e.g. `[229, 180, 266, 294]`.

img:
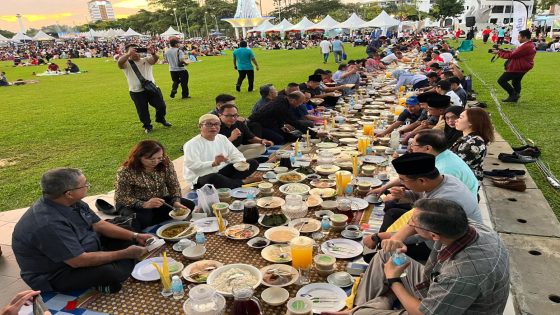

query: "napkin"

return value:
[213, 207, 226, 233]
[345, 276, 361, 309]
[151, 252, 171, 289]
[352, 156, 359, 177]
[335, 172, 342, 196]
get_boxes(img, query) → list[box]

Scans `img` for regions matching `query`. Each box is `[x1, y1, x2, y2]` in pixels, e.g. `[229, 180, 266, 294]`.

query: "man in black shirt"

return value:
[218, 104, 273, 159]
[249, 91, 307, 144]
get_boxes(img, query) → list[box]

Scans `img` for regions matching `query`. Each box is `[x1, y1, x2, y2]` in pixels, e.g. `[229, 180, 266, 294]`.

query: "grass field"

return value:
[459, 41, 560, 217]
[1, 43, 559, 216]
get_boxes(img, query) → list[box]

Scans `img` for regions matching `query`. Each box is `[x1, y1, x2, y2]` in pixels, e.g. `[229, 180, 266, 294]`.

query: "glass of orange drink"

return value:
[291, 236, 315, 285]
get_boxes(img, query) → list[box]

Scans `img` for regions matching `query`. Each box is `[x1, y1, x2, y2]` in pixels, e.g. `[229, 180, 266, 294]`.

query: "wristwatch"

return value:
[132, 232, 139, 242]
[387, 277, 403, 287]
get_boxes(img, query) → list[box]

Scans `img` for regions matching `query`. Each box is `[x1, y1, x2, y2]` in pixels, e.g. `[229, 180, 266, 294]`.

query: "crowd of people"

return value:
[1, 27, 521, 315]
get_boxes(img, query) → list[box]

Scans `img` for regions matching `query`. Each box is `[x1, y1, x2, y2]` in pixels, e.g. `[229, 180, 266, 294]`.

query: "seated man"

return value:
[425, 94, 451, 130]
[12, 168, 151, 293]
[380, 51, 403, 66]
[301, 73, 341, 108]
[183, 114, 261, 189]
[249, 91, 307, 144]
[448, 76, 467, 107]
[410, 129, 478, 198]
[252, 84, 277, 114]
[210, 94, 236, 116]
[65, 60, 80, 73]
[351, 198, 510, 315]
[0, 71, 8, 86]
[277, 82, 300, 97]
[436, 80, 462, 107]
[333, 63, 360, 95]
[218, 103, 273, 159]
[376, 96, 424, 137]
[47, 62, 59, 73]
[398, 92, 440, 144]
[391, 70, 429, 93]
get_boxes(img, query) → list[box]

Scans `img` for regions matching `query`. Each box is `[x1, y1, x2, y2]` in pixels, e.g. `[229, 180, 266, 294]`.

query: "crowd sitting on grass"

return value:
[6, 32, 512, 315]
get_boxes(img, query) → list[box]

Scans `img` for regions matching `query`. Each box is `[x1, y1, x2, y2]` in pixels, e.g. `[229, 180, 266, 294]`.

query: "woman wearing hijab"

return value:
[443, 106, 464, 148]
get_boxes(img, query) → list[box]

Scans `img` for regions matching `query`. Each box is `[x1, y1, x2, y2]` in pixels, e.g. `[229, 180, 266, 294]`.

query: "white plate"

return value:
[207, 264, 263, 297]
[258, 214, 289, 228]
[264, 226, 300, 243]
[316, 148, 342, 156]
[260, 264, 299, 287]
[192, 217, 228, 233]
[360, 156, 386, 164]
[306, 194, 323, 208]
[289, 218, 321, 233]
[339, 138, 358, 144]
[348, 197, 369, 210]
[354, 177, 383, 188]
[156, 222, 197, 242]
[224, 224, 260, 240]
[296, 283, 347, 314]
[316, 142, 338, 149]
[257, 163, 277, 171]
[131, 257, 181, 281]
[309, 188, 336, 199]
[231, 187, 260, 199]
[310, 179, 336, 188]
[321, 239, 363, 259]
[181, 260, 224, 283]
[279, 183, 311, 195]
[276, 172, 307, 183]
[261, 244, 292, 263]
[314, 165, 341, 176]
[256, 196, 286, 209]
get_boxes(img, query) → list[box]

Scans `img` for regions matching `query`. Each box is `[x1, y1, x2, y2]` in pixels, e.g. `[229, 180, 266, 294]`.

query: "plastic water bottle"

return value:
[344, 184, 354, 197]
[321, 215, 331, 237]
[390, 129, 400, 150]
[392, 249, 409, 277]
[350, 96, 356, 109]
[195, 231, 206, 245]
[246, 190, 255, 200]
[171, 275, 185, 300]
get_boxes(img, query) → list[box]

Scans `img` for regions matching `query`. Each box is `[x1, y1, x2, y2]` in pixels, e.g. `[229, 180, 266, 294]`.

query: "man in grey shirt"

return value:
[164, 37, 189, 99]
[353, 199, 510, 315]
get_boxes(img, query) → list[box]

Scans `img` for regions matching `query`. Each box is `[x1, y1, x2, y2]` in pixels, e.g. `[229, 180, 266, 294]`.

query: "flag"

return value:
[511, 1, 528, 46]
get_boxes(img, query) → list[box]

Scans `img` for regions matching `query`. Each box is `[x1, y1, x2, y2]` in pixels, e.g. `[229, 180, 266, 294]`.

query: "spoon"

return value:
[278, 246, 289, 259]
[174, 225, 195, 238]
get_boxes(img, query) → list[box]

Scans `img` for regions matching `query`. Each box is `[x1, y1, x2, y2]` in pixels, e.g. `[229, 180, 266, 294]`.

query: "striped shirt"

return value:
[416, 221, 510, 314]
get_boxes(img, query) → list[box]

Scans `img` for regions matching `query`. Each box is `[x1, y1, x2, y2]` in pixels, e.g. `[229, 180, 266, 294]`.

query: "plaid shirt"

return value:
[415, 221, 510, 314]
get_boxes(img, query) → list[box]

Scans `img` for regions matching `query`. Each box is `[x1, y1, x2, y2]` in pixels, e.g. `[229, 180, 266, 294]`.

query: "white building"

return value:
[88, 0, 116, 22]
[361, 0, 535, 26]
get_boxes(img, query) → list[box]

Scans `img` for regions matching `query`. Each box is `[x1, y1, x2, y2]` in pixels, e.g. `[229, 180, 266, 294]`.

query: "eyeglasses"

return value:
[221, 114, 239, 118]
[407, 218, 438, 234]
[203, 122, 221, 128]
[66, 182, 91, 193]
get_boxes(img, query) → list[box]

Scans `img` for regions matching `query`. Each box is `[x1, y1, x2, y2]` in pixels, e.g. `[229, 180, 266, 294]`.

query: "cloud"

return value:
[113, 0, 149, 9]
[0, 12, 74, 23]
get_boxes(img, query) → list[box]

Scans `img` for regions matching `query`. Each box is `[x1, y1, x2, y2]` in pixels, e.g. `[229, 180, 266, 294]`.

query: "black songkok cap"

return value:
[392, 153, 437, 175]
[427, 94, 451, 109]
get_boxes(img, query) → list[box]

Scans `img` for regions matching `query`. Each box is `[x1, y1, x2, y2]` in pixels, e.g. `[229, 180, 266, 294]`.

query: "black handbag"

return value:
[177, 49, 185, 67]
[128, 60, 163, 98]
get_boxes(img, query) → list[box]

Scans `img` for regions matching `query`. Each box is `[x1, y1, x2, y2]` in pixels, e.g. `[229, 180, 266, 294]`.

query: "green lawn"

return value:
[459, 40, 560, 217]
[0, 46, 367, 211]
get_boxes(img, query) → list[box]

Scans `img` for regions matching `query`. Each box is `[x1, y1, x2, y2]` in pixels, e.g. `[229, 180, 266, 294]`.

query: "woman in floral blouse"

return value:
[115, 140, 194, 229]
[451, 108, 495, 180]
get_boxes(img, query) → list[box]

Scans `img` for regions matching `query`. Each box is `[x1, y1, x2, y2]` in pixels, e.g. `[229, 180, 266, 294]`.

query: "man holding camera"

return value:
[493, 29, 536, 103]
[165, 37, 190, 99]
[118, 44, 171, 133]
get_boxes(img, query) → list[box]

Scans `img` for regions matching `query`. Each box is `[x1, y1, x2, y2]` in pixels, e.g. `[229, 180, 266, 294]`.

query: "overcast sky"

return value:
[0, 0, 286, 32]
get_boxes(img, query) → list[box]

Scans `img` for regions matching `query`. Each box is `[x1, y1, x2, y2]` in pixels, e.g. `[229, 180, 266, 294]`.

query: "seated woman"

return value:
[115, 140, 194, 230]
[183, 114, 261, 189]
[443, 106, 464, 147]
[451, 107, 494, 181]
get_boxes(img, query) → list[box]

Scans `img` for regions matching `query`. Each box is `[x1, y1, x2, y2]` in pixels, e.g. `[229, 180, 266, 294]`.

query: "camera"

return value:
[135, 47, 148, 53]
[488, 44, 500, 53]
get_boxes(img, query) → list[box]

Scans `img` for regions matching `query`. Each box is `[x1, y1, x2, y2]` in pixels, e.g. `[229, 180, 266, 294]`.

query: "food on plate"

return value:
[161, 224, 192, 238]
[226, 226, 256, 239]
[172, 208, 187, 216]
[263, 272, 293, 286]
[310, 179, 335, 188]
[188, 262, 220, 282]
[268, 230, 297, 243]
[296, 166, 315, 175]
[252, 239, 268, 247]
[210, 267, 258, 294]
[281, 183, 309, 194]
[278, 173, 304, 182]
[261, 214, 288, 227]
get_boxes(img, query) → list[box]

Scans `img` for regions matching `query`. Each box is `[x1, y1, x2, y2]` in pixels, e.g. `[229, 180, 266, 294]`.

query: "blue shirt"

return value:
[498, 28, 505, 37]
[233, 47, 255, 71]
[332, 40, 344, 52]
[435, 150, 479, 198]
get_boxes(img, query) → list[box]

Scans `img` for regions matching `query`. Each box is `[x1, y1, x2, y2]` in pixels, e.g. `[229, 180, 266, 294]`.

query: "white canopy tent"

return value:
[122, 28, 143, 37]
[11, 32, 32, 42]
[285, 17, 315, 32]
[160, 26, 183, 39]
[32, 30, 55, 41]
[333, 13, 366, 30]
[0, 33, 10, 42]
[360, 10, 400, 28]
[248, 20, 274, 33]
[305, 15, 339, 31]
[265, 18, 294, 33]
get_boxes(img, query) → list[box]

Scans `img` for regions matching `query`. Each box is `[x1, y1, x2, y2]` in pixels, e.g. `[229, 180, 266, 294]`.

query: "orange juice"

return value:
[290, 237, 315, 269]
[399, 86, 406, 93]
[357, 137, 370, 155]
[394, 106, 404, 116]
[362, 123, 374, 136]
[336, 170, 353, 196]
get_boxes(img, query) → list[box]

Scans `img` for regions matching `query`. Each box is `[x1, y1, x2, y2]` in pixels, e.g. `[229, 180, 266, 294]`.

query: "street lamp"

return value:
[203, 11, 210, 38]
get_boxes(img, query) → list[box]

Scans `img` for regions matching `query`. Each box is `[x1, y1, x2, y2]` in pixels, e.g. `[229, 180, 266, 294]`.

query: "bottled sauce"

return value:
[171, 275, 184, 300]
[195, 231, 206, 245]
[231, 283, 262, 315]
[321, 215, 331, 237]
[243, 200, 259, 224]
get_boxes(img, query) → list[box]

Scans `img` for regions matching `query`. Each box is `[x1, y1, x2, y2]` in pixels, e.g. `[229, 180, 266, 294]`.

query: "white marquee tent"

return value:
[32, 30, 55, 41]
[160, 26, 183, 39]
[285, 17, 315, 32]
[0, 33, 10, 42]
[11, 32, 32, 42]
[360, 10, 400, 28]
[305, 15, 339, 31]
[248, 20, 275, 33]
[122, 28, 143, 37]
[265, 19, 294, 32]
[333, 13, 366, 30]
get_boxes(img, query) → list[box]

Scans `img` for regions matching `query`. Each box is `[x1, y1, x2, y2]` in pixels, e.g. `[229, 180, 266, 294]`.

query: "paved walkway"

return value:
[0, 143, 530, 313]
